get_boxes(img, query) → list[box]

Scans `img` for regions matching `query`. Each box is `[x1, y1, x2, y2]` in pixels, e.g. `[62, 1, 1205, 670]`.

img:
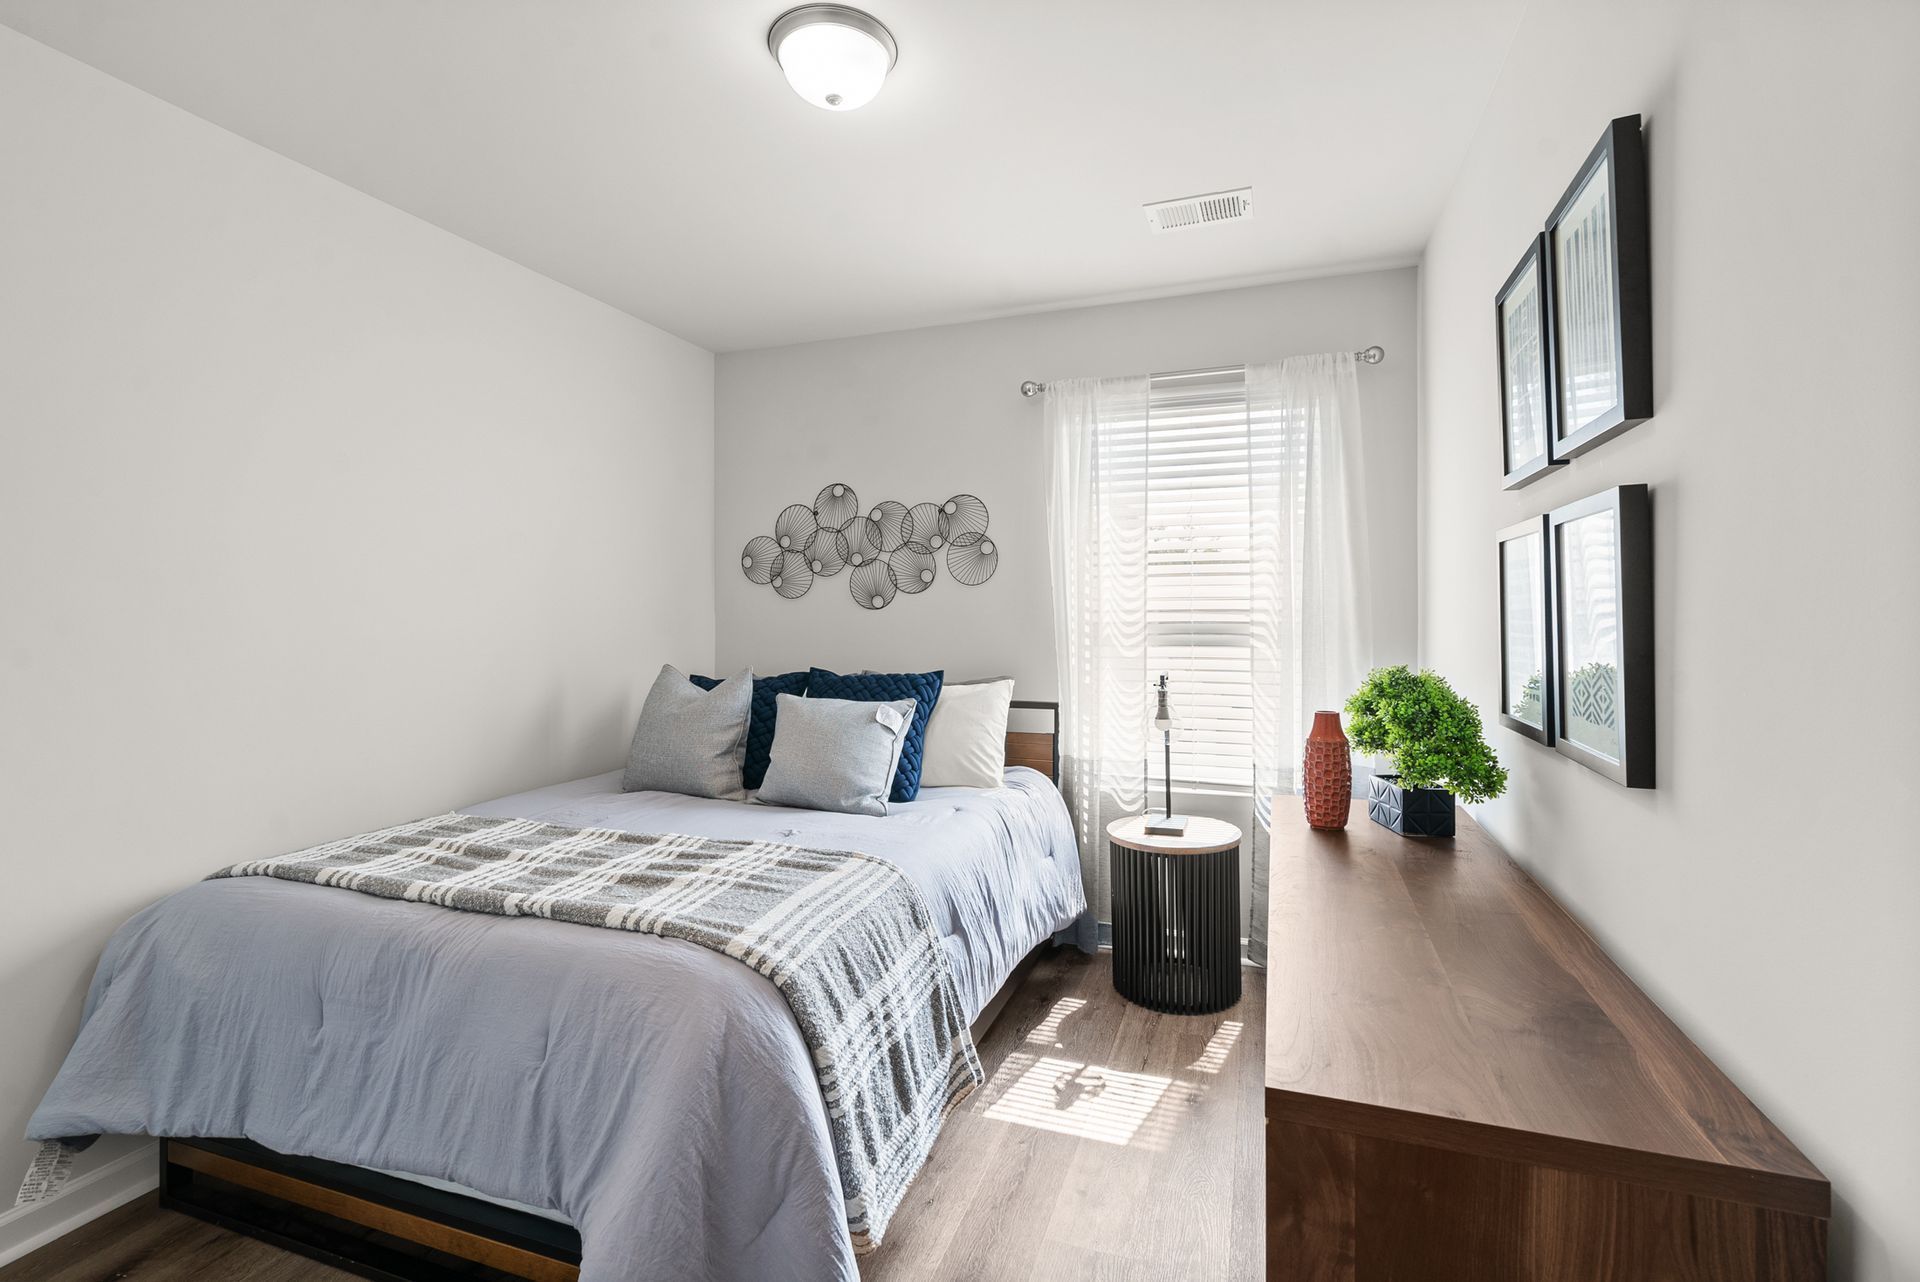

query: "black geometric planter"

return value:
[1367, 775, 1456, 838]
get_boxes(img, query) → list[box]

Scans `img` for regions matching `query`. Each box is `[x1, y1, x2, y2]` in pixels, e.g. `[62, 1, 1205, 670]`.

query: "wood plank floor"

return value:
[0, 1192, 357, 1282]
[1, 950, 1263, 1282]
[861, 950, 1264, 1281]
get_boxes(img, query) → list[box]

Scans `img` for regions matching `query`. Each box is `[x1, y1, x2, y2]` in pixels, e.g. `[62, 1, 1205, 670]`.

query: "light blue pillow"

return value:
[806, 668, 943, 802]
[756, 694, 915, 817]
[622, 665, 753, 800]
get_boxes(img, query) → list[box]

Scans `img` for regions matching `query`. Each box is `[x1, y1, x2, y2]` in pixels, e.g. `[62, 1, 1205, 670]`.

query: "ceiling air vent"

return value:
[1143, 187, 1254, 234]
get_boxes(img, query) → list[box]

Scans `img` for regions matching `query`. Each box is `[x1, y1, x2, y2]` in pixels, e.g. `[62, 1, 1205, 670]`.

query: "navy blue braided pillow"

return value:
[806, 667, 943, 802]
[688, 669, 809, 791]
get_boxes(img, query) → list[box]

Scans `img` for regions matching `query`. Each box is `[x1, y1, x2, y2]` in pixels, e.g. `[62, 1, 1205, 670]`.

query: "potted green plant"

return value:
[1344, 666, 1507, 837]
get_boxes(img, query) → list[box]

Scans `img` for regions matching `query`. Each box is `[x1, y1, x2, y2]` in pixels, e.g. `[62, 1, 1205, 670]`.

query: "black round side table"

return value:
[1107, 815, 1243, 1015]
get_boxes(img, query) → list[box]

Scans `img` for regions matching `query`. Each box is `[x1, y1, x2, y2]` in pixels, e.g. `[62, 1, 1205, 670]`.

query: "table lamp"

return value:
[1144, 673, 1189, 836]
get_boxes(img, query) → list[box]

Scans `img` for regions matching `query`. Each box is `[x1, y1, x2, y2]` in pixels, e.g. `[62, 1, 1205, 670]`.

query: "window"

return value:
[1048, 354, 1367, 958]
[1095, 366, 1293, 792]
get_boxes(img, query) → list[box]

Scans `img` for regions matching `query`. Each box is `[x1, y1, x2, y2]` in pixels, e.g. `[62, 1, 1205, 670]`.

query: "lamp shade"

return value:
[1153, 679, 1175, 732]
[768, 6, 898, 112]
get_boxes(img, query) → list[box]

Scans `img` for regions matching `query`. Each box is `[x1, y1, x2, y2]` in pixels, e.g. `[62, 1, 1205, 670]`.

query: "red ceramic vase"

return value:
[1303, 711, 1353, 830]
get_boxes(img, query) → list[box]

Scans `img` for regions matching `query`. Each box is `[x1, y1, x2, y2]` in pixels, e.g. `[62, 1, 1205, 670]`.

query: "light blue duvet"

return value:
[29, 768, 1088, 1282]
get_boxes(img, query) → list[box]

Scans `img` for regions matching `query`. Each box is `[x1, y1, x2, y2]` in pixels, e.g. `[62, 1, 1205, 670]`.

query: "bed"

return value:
[28, 702, 1087, 1282]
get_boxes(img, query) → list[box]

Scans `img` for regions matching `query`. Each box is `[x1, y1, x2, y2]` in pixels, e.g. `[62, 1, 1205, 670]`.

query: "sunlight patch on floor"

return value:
[1025, 995, 1086, 1046]
[1187, 1019, 1242, 1074]
[982, 1054, 1173, 1146]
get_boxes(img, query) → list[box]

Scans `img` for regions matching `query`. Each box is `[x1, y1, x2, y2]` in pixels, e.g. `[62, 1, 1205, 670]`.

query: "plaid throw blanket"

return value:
[213, 813, 982, 1251]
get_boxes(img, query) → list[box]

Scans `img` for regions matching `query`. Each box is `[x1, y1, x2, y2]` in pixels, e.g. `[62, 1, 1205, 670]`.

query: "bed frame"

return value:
[1004, 697, 1061, 782]
[158, 701, 1062, 1282]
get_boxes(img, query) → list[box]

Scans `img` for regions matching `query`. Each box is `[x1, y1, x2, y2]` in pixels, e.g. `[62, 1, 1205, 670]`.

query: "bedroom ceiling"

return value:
[0, 0, 1528, 352]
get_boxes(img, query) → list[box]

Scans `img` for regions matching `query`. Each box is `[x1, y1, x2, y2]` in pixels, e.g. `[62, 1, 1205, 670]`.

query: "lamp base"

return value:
[1143, 814, 1190, 837]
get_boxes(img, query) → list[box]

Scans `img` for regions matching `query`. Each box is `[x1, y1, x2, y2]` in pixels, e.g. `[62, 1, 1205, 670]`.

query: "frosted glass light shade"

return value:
[768, 6, 897, 112]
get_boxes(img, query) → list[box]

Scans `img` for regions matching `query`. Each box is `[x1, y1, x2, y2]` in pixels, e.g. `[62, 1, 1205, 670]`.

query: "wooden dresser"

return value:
[1264, 801, 1828, 1281]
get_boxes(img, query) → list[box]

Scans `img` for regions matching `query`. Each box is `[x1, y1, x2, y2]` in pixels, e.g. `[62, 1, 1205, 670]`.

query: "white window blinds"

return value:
[1046, 354, 1369, 952]
[1094, 366, 1291, 791]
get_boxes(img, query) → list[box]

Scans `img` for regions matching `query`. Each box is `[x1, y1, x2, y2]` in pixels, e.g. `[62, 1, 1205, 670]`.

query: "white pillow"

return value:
[918, 678, 1014, 789]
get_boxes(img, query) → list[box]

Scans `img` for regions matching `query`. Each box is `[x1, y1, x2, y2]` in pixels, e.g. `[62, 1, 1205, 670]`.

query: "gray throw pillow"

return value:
[622, 665, 753, 800]
[755, 693, 915, 817]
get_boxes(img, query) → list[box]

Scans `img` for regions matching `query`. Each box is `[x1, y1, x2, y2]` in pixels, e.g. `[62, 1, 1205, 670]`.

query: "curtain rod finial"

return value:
[1356, 345, 1385, 365]
[1020, 380, 1045, 398]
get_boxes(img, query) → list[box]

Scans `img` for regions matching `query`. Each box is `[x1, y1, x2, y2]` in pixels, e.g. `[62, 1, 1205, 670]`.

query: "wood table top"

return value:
[1263, 799, 1828, 1217]
[1106, 814, 1241, 855]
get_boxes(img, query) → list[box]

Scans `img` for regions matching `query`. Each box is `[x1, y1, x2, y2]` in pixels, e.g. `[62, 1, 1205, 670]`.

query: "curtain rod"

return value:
[1018, 345, 1385, 398]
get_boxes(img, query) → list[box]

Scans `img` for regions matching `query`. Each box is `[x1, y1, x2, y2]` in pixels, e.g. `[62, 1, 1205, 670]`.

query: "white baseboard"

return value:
[0, 1143, 159, 1268]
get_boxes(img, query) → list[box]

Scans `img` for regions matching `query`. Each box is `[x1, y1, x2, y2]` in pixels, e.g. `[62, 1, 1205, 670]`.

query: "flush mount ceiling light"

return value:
[767, 5, 898, 112]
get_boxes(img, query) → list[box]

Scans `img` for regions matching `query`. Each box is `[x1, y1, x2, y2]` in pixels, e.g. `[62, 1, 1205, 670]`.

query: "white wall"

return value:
[715, 269, 1417, 688]
[0, 27, 713, 1259]
[1416, 2, 1920, 1278]
[716, 270, 1418, 932]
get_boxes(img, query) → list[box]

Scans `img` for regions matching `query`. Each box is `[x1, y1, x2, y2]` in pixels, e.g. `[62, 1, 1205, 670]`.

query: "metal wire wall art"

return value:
[740, 483, 998, 609]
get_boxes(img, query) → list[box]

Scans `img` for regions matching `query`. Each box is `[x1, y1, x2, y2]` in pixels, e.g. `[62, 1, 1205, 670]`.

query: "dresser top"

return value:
[1107, 814, 1240, 855]
[1262, 799, 1828, 1217]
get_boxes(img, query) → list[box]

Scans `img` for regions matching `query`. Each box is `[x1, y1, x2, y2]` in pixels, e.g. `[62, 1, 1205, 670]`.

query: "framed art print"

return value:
[1496, 236, 1561, 488]
[1548, 484, 1653, 787]
[1497, 515, 1553, 743]
[1546, 115, 1652, 458]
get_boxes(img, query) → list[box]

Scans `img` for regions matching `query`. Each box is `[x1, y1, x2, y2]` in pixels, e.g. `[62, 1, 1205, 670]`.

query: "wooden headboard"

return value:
[1004, 699, 1060, 782]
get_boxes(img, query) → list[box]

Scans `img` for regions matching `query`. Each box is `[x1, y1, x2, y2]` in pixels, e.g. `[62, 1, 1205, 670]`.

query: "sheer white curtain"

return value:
[1247, 353, 1371, 964]
[1044, 356, 1369, 956]
[1044, 374, 1151, 926]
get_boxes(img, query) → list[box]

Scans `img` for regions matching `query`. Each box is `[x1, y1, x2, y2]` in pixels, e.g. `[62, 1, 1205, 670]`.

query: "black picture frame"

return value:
[1544, 115, 1652, 459]
[1547, 484, 1653, 787]
[1496, 235, 1562, 488]
[1496, 514, 1554, 744]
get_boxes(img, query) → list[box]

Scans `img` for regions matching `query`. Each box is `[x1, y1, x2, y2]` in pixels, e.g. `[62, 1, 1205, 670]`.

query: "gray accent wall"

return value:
[1415, 3, 1920, 1279]
[714, 269, 1419, 690]
[714, 269, 1420, 942]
